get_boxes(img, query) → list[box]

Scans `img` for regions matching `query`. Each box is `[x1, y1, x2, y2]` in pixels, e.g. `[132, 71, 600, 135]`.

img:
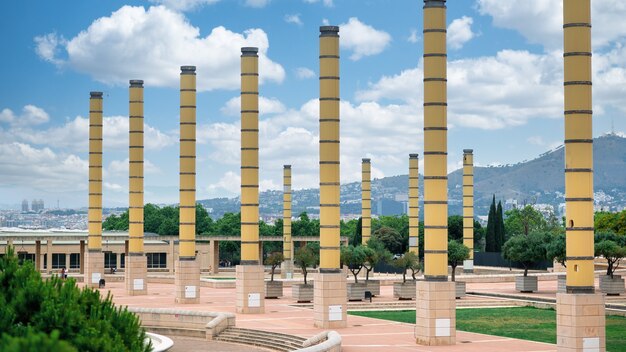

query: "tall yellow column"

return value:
[281, 165, 294, 279]
[557, 1, 605, 350]
[175, 66, 200, 304]
[408, 154, 419, 254]
[462, 149, 474, 272]
[315, 25, 346, 329]
[416, 0, 455, 346]
[361, 159, 371, 245]
[125, 80, 147, 295]
[84, 91, 104, 288]
[236, 47, 264, 314]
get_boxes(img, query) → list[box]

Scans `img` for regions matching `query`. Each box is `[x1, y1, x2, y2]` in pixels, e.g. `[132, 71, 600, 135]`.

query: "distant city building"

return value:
[21, 199, 29, 212]
[31, 199, 44, 212]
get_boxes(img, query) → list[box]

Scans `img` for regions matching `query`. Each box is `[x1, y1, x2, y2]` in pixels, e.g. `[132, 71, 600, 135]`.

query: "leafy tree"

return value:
[264, 252, 284, 282]
[594, 238, 626, 278]
[485, 196, 497, 252]
[392, 252, 421, 283]
[448, 240, 470, 282]
[292, 212, 319, 237]
[363, 238, 392, 282]
[473, 219, 486, 252]
[340, 245, 372, 283]
[546, 233, 566, 268]
[214, 212, 240, 236]
[595, 210, 626, 236]
[373, 226, 403, 254]
[502, 232, 548, 276]
[504, 205, 548, 237]
[195, 204, 213, 235]
[294, 245, 318, 285]
[447, 215, 463, 242]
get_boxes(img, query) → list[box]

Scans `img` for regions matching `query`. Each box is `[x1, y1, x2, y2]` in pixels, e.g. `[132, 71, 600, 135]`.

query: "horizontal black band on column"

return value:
[241, 73, 259, 76]
[424, 127, 447, 131]
[180, 156, 196, 158]
[565, 110, 593, 115]
[320, 140, 339, 143]
[423, 151, 447, 155]
[424, 226, 447, 229]
[409, 176, 419, 179]
[423, 176, 447, 180]
[320, 118, 340, 122]
[180, 138, 196, 142]
[319, 225, 340, 229]
[180, 105, 196, 108]
[89, 110, 103, 113]
[129, 100, 144, 103]
[241, 203, 259, 206]
[320, 182, 340, 186]
[463, 216, 474, 218]
[423, 53, 447, 57]
[179, 205, 195, 209]
[240, 240, 260, 245]
[88, 221, 101, 224]
[319, 55, 340, 59]
[424, 200, 447, 204]
[566, 227, 594, 231]
[424, 275, 448, 282]
[463, 205, 473, 208]
[179, 172, 196, 175]
[179, 223, 195, 226]
[241, 184, 259, 188]
[129, 131, 144, 134]
[129, 161, 143, 164]
[320, 97, 340, 101]
[564, 139, 593, 143]
[241, 91, 259, 95]
[88, 166, 103, 168]
[88, 207, 102, 209]
[129, 146, 144, 149]
[89, 152, 103, 155]
[319, 76, 340, 80]
[128, 221, 143, 224]
[239, 260, 260, 265]
[128, 206, 143, 209]
[88, 193, 102, 196]
[89, 138, 103, 141]
[180, 122, 196, 125]
[565, 168, 592, 172]
[241, 166, 259, 169]
[319, 268, 342, 274]
[566, 286, 595, 294]
[319, 161, 340, 164]
[89, 124, 103, 127]
[129, 191, 142, 194]
[241, 147, 259, 151]
[424, 250, 448, 254]
[320, 246, 340, 250]
[564, 81, 592, 86]
[241, 110, 259, 113]
[241, 128, 259, 132]
[563, 52, 592, 57]
[241, 222, 259, 226]
[423, 78, 447, 82]
[423, 28, 447, 33]
[408, 186, 419, 189]
[180, 89, 196, 92]
[462, 195, 473, 197]
[563, 23, 591, 28]
[424, 102, 447, 106]
[320, 204, 340, 207]
[566, 256, 594, 260]
[565, 197, 593, 202]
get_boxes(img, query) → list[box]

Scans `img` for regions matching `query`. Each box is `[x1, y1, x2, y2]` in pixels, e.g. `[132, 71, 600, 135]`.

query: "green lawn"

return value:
[349, 307, 626, 352]
[206, 277, 235, 280]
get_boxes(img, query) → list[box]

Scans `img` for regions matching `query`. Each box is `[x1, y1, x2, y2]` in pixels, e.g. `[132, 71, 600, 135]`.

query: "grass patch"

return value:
[207, 277, 235, 280]
[350, 307, 626, 352]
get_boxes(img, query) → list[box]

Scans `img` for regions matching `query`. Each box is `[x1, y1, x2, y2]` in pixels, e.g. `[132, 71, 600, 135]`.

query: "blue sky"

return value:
[1, 0, 625, 209]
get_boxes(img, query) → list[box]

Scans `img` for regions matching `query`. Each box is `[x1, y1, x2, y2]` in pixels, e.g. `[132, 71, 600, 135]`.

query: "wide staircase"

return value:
[215, 327, 307, 352]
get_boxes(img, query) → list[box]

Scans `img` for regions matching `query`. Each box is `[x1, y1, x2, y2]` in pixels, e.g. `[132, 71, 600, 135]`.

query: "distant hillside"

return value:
[199, 134, 626, 218]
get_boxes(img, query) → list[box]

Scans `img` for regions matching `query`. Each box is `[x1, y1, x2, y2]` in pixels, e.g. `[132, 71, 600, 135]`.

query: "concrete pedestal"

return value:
[84, 250, 104, 288]
[314, 272, 347, 329]
[125, 254, 147, 295]
[236, 265, 265, 314]
[415, 281, 456, 346]
[556, 293, 605, 352]
[175, 259, 200, 304]
[463, 260, 474, 273]
[280, 260, 293, 279]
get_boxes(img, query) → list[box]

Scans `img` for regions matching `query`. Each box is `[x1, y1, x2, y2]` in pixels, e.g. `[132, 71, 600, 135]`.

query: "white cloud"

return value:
[295, 67, 315, 79]
[245, 0, 270, 8]
[284, 14, 303, 26]
[339, 17, 392, 61]
[108, 158, 160, 175]
[408, 29, 420, 43]
[448, 16, 475, 50]
[104, 182, 124, 192]
[0, 105, 50, 126]
[527, 136, 545, 146]
[34, 33, 67, 65]
[220, 96, 287, 116]
[207, 171, 241, 195]
[149, 0, 220, 12]
[304, 0, 333, 7]
[477, 0, 626, 50]
[36, 5, 285, 91]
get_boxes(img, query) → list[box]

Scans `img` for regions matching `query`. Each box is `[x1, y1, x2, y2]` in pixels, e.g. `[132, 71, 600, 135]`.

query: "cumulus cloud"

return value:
[108, 158, 160, 175]
[408, 29, 420, 43]
[34, 33, 67, 65]
[149, 0, 220, 12]
[220, 96, 287, 116]
[295, 67, 315, 79]
[339, 17, 392, 61]
[0, 105, 50, 126]
[284, 14, 303, 26]
[448, 16, 475, 50]
[35, 5, 285, 91]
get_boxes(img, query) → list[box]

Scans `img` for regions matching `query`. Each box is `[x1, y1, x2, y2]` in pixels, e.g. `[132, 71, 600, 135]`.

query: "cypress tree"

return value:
[496, 201, 505, 251]
[485, 195, 496, 252]
[353, 217, 363, 247]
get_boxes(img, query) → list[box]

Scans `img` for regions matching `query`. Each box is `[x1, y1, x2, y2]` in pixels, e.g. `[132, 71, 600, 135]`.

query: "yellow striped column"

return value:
[408, 154, 419, 254]
[126, 80, 147, 295]
[462, 149, 474, 272]
[361, 159, 371, 245]
[557, 1, 605, 350]
[236, 47, 264, 314]
[416, 0, 455, 346]
[281, 165, 294, 279]
[175, 66, 200, 304]
[315, 25, 346, 329]
[85, 91, 104, 288]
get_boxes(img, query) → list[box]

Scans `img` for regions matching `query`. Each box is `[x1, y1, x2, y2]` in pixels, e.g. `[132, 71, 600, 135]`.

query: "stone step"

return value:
[217, 331, 305, 347]
[223, 327, 307, 344]
[215, 328, 307, 352]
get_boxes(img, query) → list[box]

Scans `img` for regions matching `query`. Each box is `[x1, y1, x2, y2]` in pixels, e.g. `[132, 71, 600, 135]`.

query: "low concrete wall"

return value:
[128, 307, 235, 340]
[296, 331, 341, 352]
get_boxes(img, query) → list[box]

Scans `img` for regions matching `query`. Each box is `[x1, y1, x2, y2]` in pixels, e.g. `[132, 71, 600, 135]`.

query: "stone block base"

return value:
[84, 250, 104, 289]
[293, 284, 314, 303]
[125, 254, 147, 295]
[415, 281, 456, 346]
[599, 275, 625, 296]
[463, 260, 474, 273]
[281, 260, 294, 279]
[455, 281, 466, 299]
[236, 265, 265, 313]
[265, 280, 283, 299]
[314, 272, 347, 329]
[394, 282, 416, 300]
[175, 259, 200, 304]
[516, 275, 538, 293]
[556, 293, 605, 352]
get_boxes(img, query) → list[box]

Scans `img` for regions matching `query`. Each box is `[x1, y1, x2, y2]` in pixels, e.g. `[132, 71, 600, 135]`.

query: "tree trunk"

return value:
[402, 270, 406, 283]
[303, 269, 308, 285]
[270, 267, 275, 282]
[451, 264, 456, 282]
[524, 266, 529, 277]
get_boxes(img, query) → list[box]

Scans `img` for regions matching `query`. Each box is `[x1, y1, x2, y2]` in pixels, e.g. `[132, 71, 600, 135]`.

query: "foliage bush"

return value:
[392, 252, 421, 283]
[294, 245, 318, 285]
[502, 232, 548, 276]
[264, 252, 284, 282]
[448, 240, 470, 281]
[0, 248, 149, 352]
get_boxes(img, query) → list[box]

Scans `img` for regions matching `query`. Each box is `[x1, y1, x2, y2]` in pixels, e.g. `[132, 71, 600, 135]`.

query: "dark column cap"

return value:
[409, 153, 419, 158]
[130, 80, 144, 87]
[424, 0, 446, 7]
[241, 47, 259, 56]
[284, 165, 291, 169]
[90, 91, 103, 98]
[362, 158, 371, 163]
[181, 66, 196, 72]
[320, 26, 340, 36]
[463, 149, 473, 154]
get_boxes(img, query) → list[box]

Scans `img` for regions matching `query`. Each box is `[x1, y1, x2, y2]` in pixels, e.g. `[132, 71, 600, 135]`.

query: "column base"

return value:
[314, 272, 347, 329]
[84, 250, 104, 289]
[557, 292, 606, 352]
[125, 254, 147, 296]
[415, 280, 456, 346]
[236, 264, 265, 313]
[280, 260, 293, 279]
[175, 259, 200, 304]
[463, 260, 474, 273]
